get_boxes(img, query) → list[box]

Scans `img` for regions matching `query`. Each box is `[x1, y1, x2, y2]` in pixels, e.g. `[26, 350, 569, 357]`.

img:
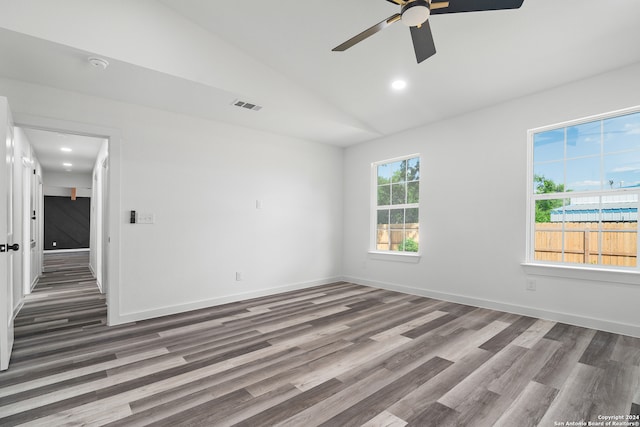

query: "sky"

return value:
[534, 111, 640, 192]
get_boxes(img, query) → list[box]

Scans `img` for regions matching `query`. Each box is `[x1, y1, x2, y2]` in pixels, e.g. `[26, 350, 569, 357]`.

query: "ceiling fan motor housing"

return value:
[401, 0, 431, 27]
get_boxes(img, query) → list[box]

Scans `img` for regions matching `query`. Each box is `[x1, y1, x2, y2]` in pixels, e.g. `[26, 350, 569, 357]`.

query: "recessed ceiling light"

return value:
[391, 79, 407, 90]
[63, 162, 72, 167]
[61, 147, 72, 152]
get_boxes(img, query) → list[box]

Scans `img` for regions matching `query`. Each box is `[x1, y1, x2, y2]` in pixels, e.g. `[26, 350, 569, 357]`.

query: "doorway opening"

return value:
[16, 126, 109, 301]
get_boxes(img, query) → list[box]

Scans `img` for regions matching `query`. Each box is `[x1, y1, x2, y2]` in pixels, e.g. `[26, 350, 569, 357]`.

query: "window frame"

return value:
[525, 106, 640, 282]
[369, 153, 421, 258]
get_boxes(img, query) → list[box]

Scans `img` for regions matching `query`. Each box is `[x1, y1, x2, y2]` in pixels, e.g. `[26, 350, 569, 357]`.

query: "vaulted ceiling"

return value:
[0, 0, 639, 147]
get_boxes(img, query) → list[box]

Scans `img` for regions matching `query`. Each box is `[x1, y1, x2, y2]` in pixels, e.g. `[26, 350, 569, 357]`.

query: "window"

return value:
[527, 108, 639, 270]
[372, 155, 420, 253]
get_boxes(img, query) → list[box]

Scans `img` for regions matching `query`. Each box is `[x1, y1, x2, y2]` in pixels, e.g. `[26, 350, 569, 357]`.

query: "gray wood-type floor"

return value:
[0, 253, 639, 426]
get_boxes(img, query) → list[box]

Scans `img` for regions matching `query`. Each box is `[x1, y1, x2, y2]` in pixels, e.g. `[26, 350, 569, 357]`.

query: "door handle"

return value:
[0, 243, 19, 252]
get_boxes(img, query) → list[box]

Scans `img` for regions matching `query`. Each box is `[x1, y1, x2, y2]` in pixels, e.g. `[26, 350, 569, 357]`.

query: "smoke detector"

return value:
[88, 56, 109, 70]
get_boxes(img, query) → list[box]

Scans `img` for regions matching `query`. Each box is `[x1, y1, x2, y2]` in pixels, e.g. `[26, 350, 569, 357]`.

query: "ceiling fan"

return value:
[332, 0, 525, 63]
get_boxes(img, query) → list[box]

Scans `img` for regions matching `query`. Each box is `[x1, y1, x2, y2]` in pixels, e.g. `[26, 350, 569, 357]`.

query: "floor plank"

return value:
[0, 252, 639, 426]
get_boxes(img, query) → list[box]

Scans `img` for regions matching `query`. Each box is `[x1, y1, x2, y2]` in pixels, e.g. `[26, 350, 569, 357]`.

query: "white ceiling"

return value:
[22, 128, 104, 174]
[0, 0, 639, 148]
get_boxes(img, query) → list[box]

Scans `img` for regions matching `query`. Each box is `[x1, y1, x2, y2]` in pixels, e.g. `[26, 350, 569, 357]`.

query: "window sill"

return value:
[368, 251, 421, 263]
[521, 262, 640, 285]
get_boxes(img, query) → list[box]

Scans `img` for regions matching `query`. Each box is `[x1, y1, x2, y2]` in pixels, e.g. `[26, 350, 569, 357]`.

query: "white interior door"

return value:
[100, 157, 108, 291]
[0, 97, 17, 371]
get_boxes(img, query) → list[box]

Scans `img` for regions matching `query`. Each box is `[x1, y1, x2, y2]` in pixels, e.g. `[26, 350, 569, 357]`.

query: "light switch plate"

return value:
[137, 213, 155, 224]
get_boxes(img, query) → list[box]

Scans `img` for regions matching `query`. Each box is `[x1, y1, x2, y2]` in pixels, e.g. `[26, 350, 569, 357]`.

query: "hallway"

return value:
[5, 251, 107, 376]
[13, 251, 106, 348]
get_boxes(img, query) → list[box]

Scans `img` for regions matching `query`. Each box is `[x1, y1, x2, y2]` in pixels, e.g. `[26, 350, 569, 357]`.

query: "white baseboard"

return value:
[30, 276, 39, 292]
[12, 300, 24, 322]
[343, 275, 640, 339]
[44, 248, 90, 254]
[111, 276, 343, 325]
[88, 264, 103, 293]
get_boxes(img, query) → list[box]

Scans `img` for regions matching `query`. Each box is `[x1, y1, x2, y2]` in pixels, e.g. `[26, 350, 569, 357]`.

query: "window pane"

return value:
[537, 195, 637, 267]
[603, 111, 640, 154]
[407, 157, 420, 181]
[377, 209, 389, 225]
[534, 129, 564, 163]
[534, 162, 564, 193]
[378, 163, 391, 184]
[390, 208, 404, 225]
[390, 160, 406, 183]
[536, 198, 564, 223]
[563, 221, 592, 265]
[566, 156, 601, 192]
[407, 181, 419, 203]
[601, 194, 637, 267]
[406, 207, 419, 223]
[390, 230, 404, 251]
[604, 150, 640, 190]
[391, 183, 406, 205]
[377, 227, 389, 251]
[378, 185, 390, 206]
[534, 199, 564, 262]
[566, 121, 601, 159]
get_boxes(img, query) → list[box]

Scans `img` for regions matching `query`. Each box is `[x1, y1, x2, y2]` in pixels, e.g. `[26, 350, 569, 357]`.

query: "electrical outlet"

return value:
[526, 278, 536, 291]
[236, 272, 243, 281]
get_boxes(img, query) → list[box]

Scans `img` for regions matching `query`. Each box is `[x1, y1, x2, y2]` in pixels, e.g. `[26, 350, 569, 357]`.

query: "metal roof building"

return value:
[550, 193, 638, 222]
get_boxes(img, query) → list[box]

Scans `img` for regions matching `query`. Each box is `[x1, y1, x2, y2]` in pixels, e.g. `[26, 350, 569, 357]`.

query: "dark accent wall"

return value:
[44, 196, 91, 250]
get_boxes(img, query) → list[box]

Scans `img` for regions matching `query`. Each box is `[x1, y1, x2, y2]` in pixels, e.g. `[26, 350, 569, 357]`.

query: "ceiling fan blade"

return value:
[431, 2, 450, 10]
[333, 14, 402, 52]
[410, 21, 436, 63]
[385, 0, 407, 4]
[431, 0, 524, 14]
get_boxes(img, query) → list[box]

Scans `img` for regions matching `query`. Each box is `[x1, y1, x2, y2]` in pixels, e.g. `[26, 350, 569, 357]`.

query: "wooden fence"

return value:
[377, 221, 637, 264]
[535, 222, 637, 266]
[377, 223, 419, 251]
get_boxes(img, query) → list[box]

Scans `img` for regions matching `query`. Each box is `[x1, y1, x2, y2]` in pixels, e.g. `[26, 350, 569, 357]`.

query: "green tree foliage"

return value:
[399, 238, 419, 252]
[377, 158, 420, 206]
[534, 174, 565, 222]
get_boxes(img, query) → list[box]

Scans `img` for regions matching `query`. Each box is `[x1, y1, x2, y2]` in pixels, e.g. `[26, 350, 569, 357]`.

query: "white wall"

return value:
[343, 63, 640, 337]
[0, 77, 344, 324]
[44, 171, 92, 188]
[43, 171, 92, 198]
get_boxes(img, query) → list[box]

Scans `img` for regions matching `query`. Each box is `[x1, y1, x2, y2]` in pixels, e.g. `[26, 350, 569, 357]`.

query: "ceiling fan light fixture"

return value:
[401, 0, 430, 27]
